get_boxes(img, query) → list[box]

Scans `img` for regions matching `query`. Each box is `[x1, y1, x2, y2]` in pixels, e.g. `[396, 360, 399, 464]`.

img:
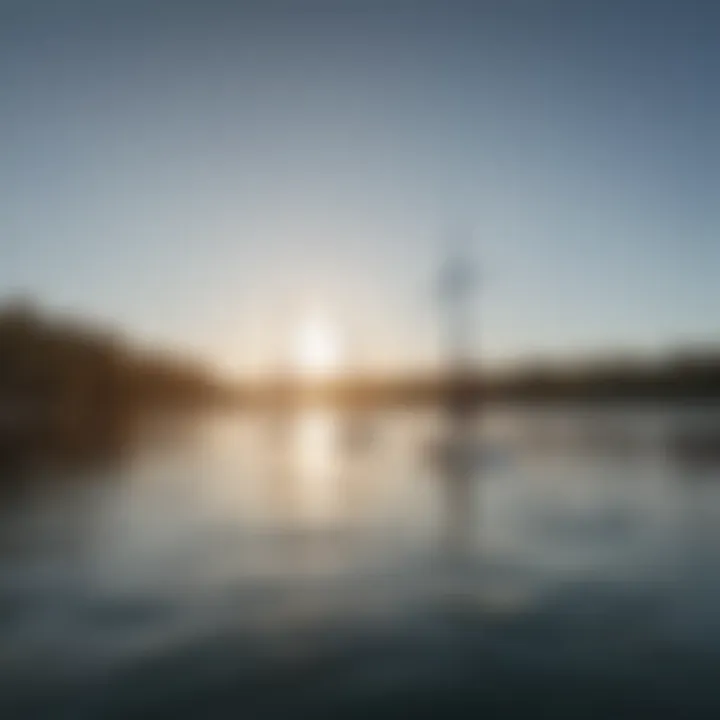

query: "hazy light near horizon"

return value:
[294, 313, 342, 377]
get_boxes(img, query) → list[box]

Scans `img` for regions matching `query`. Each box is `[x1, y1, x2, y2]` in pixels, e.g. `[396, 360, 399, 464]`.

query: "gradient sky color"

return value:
[1, 0, 717, 375]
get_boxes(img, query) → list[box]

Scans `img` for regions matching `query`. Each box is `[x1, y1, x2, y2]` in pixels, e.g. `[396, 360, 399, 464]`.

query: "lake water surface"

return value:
[2, 405, 720, 718]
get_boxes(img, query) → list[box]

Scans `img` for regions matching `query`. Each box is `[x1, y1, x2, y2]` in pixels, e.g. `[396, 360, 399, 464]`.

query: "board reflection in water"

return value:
[431, 413, 483, 556]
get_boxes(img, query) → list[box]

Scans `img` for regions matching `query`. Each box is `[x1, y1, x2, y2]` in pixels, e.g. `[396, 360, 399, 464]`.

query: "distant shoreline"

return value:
[232, 364, 720, 408]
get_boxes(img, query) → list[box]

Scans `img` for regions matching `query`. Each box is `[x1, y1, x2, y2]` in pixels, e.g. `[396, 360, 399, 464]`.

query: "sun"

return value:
[294, 314, 340, 376]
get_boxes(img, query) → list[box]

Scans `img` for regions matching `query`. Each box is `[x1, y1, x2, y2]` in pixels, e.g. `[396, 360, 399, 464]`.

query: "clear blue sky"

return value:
[1, 0, 717, 375]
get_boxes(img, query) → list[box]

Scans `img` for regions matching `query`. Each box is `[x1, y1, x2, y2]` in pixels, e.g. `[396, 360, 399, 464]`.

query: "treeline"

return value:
[483, 353, 720, 402]
[0, 299, 225, 468]
[238, 351, 720, 408]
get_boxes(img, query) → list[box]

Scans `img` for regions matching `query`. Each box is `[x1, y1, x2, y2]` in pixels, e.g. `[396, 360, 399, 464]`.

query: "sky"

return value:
[0, 0, 718, 376]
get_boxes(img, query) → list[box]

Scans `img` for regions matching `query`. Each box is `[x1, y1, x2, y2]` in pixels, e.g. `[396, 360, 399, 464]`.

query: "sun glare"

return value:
[295, 315, 340, 376]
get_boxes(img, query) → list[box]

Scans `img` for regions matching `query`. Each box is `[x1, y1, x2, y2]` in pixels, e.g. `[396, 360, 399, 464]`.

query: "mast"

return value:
[435, 232, 481, 554]
[438, 233, 478, 404]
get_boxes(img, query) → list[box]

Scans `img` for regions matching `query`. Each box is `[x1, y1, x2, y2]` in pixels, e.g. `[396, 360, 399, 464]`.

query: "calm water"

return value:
[1, 405, 720, 718]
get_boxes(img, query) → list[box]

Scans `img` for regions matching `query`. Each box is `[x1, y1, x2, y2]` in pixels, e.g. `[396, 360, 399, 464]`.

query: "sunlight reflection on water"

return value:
[294, 410, 339, 525]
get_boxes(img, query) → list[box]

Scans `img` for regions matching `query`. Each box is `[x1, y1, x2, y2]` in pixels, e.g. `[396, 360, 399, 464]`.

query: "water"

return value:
[1, 405, 720, 718]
